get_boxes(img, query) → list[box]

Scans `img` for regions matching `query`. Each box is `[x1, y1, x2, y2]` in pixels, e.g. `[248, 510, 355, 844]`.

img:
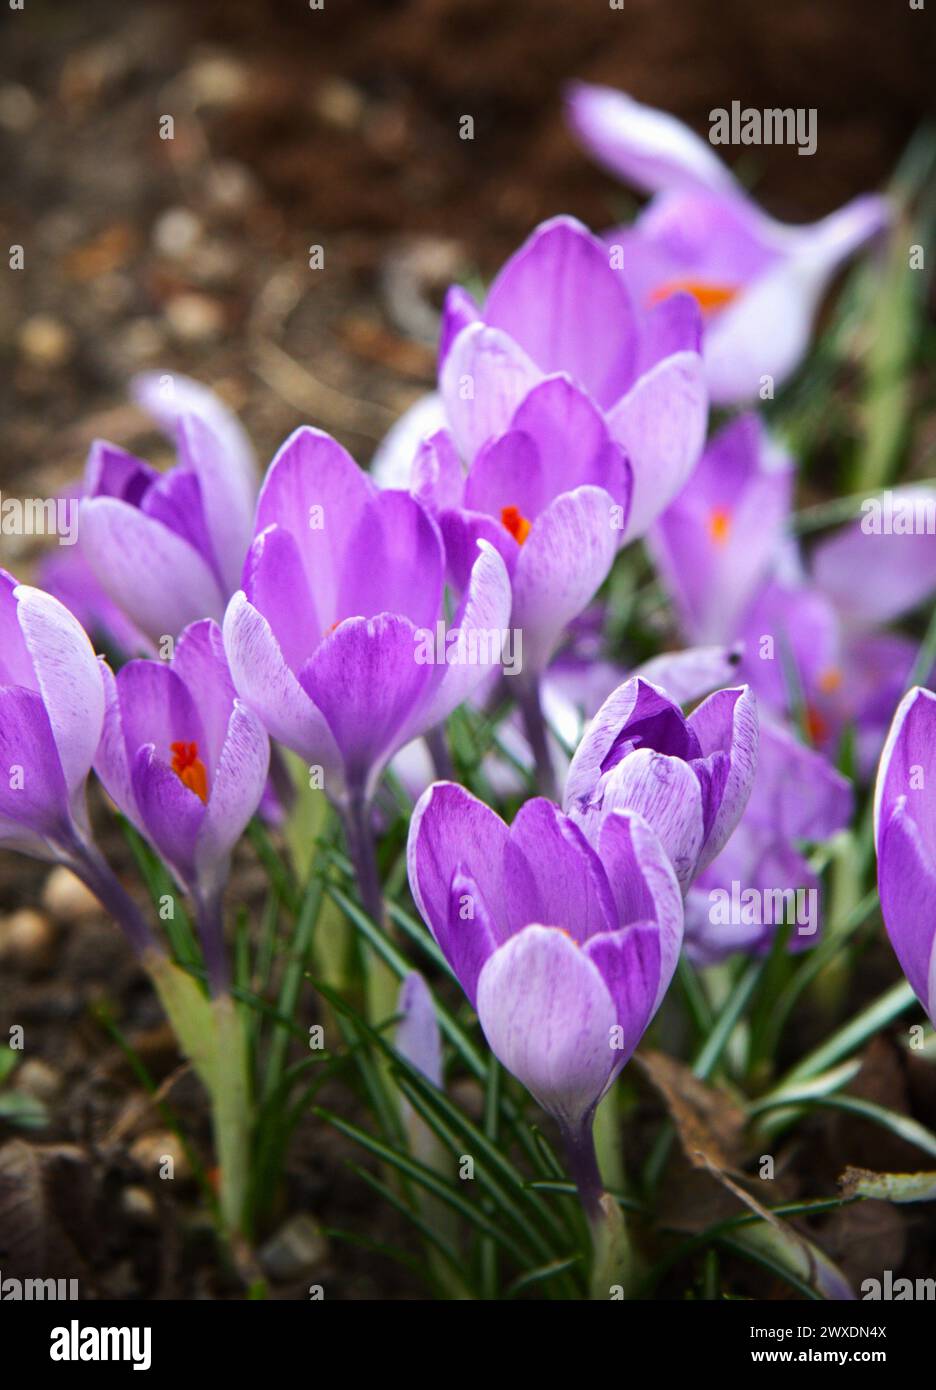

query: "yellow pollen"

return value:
[501, 505, 532, 545]
[170, 740, 208, 804]
[649, 279, 739, 317]
[708, 507, 732, 546]
[818, 666, 843, 695]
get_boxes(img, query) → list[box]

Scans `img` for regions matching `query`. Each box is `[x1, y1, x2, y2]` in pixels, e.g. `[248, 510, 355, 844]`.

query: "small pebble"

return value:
[259, 1213, 328, 1282]
[130, 1131, 191, 1182]
[0, 909, 56, 973]
[165, 292, 225, 343]
[42, 865, 100, 921]
[152, 208, 202, 259]
[121, 1185, 157, 1225]
[18, 316, 74, 368]
[13, 1058, 62, 1103]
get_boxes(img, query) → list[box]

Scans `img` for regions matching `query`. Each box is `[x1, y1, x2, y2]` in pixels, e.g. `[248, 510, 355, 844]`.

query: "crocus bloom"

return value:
[874, 686, 936, 1027]
[434, 215, 708, 544]
[0, 568, 156, 957]
[566, 83, 890, 404]
[223, 426, 511, 807]
[735, 490, 936, 775]
[78, 373, 256, 644]
[686, 716, 852, 964]
[410, 376, 632, 680]
[407, 781, 682, 1203]
[564, 676, 758, 893]
[38, 516, 152, 658]
[0, 568, 105, 862]
[649, 413, 794, 645]
[651, 438, 936, 774]
[95, 618, 269, 984]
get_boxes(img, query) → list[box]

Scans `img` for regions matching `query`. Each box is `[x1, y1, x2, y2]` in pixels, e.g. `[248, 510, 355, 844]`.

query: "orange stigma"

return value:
[501, 505, 532, 545]
[817, 666, 843, 695]
[804, 706, 828, 746]
[170, 740, 208, 803]
[708, 507, 732, 546]
[649, 279, 739, 317]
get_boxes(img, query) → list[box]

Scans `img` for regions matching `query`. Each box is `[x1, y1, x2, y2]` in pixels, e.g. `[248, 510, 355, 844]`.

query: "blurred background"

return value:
[0, 0, 933, 497]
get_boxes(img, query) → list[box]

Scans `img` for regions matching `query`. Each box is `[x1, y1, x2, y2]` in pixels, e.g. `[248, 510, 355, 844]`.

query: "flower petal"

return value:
[370, 393, 447, 489]
[511, 484, 620, 677]
[222, 589, 341, 775]
[407, 781, 509, 944]
[439, 323, 542, 462]
[688, 685, 759, 873]
[811, 488, 936, 629]
[565, 82, 737, 196]
[504, 799, 617, 942]
[597, 808, 683, 1008]
[131, 743, 206, 884]
[483, 216, 638, 408]
[0, 686, 71, 847]
[877, 804, 936, 1026]
[14, 583, 105, 802]
[477, 925, 619, 1130]
[78, 496, 226, 641]
[606, 350, 708, 541]
[196, 698, 270, 890]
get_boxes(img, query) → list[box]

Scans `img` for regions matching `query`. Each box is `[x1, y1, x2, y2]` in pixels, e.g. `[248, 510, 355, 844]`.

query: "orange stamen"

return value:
[501, 505, 532, 545]
[648, 279, 739, 317]
[708, 507, 731, 546]
[170, 740, 208, 803]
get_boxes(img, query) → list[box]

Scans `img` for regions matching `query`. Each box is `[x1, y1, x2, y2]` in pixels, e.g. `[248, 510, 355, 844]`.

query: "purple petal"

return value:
[0, 571, 40, 690]
[78, 496, 227, 641]
[175, 412, 256, 596]
[584, 925, 661, 1061]
[649, 414, 794, 643]
[131, 370, 256, 487]
[441, 868, 502, 1007]
[476, 925, 619, 1130]
[222, 590, 341, 775]
[565, 82, 737, 196]
[84, 440, 158, 503]
[14, 583, 105, 801]
[483, 216, 637, 409]
[511, 484, 620, 677]
[94, 659, 138, 828]
[635, 291, 703, 376]
[116, 660, 206, 777]
[688, 685, 759, 873]
[417, 539, 512, 732]
[255, 426, 373, 629]
[336, 490, 444, 632]
[812, 488, 936, 629]
[439, 286, 481, 369]
[874, 686, 936, 860]
[407, 781, 509, 945]
[439, 323, 541, 462]
[411, 429, 465, 514]
[131, 743, 206, 883]
[196, 699, 270, 889]
[0, 686, 71, 846]
[606, 350, 708, 541]
[438, 507, 517, 593]
[299, 613, 431, 796]
[508, 375, 632, 514]
[504, 799, 617, 942]
[877, 804, 936, 1026]
[597, 809, 683, 1006]
[242, 525, 321, 674]
[171, 619, 239, 777]
[633, 644, 745, 705]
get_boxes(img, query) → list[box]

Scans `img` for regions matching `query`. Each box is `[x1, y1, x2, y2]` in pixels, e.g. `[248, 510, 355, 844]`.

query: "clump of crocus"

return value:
[566, 83, 890, 403]
[408, 779, 682, 1281]
[95, 618, 270, 993]
[223, 424, 511, 921]
[875, 687, 936, 1026]
[686, 716, 852, 964]
[564, 676, 758, 893]
[78, 372, 257, 644]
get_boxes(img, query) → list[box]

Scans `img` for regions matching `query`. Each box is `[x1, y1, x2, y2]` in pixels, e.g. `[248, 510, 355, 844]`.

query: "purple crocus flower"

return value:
[78, 373, 256, 644]
[0, 568, 155, 956]
[564, 676, 758, 893]
[410, 376, 632, 682]
[650, 413, 794, 645]
[95, 618, 269, 988]
[407, 780, 682, 1212]
[874, 686, 936, 1026]
[223, 426, 511, 812]
[566, 83, 890, 404]
[686, 716, 852, 964]
[436, 215, 708, 543]
[38, 517, 152, 658]
[651, 424, 936, 774]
